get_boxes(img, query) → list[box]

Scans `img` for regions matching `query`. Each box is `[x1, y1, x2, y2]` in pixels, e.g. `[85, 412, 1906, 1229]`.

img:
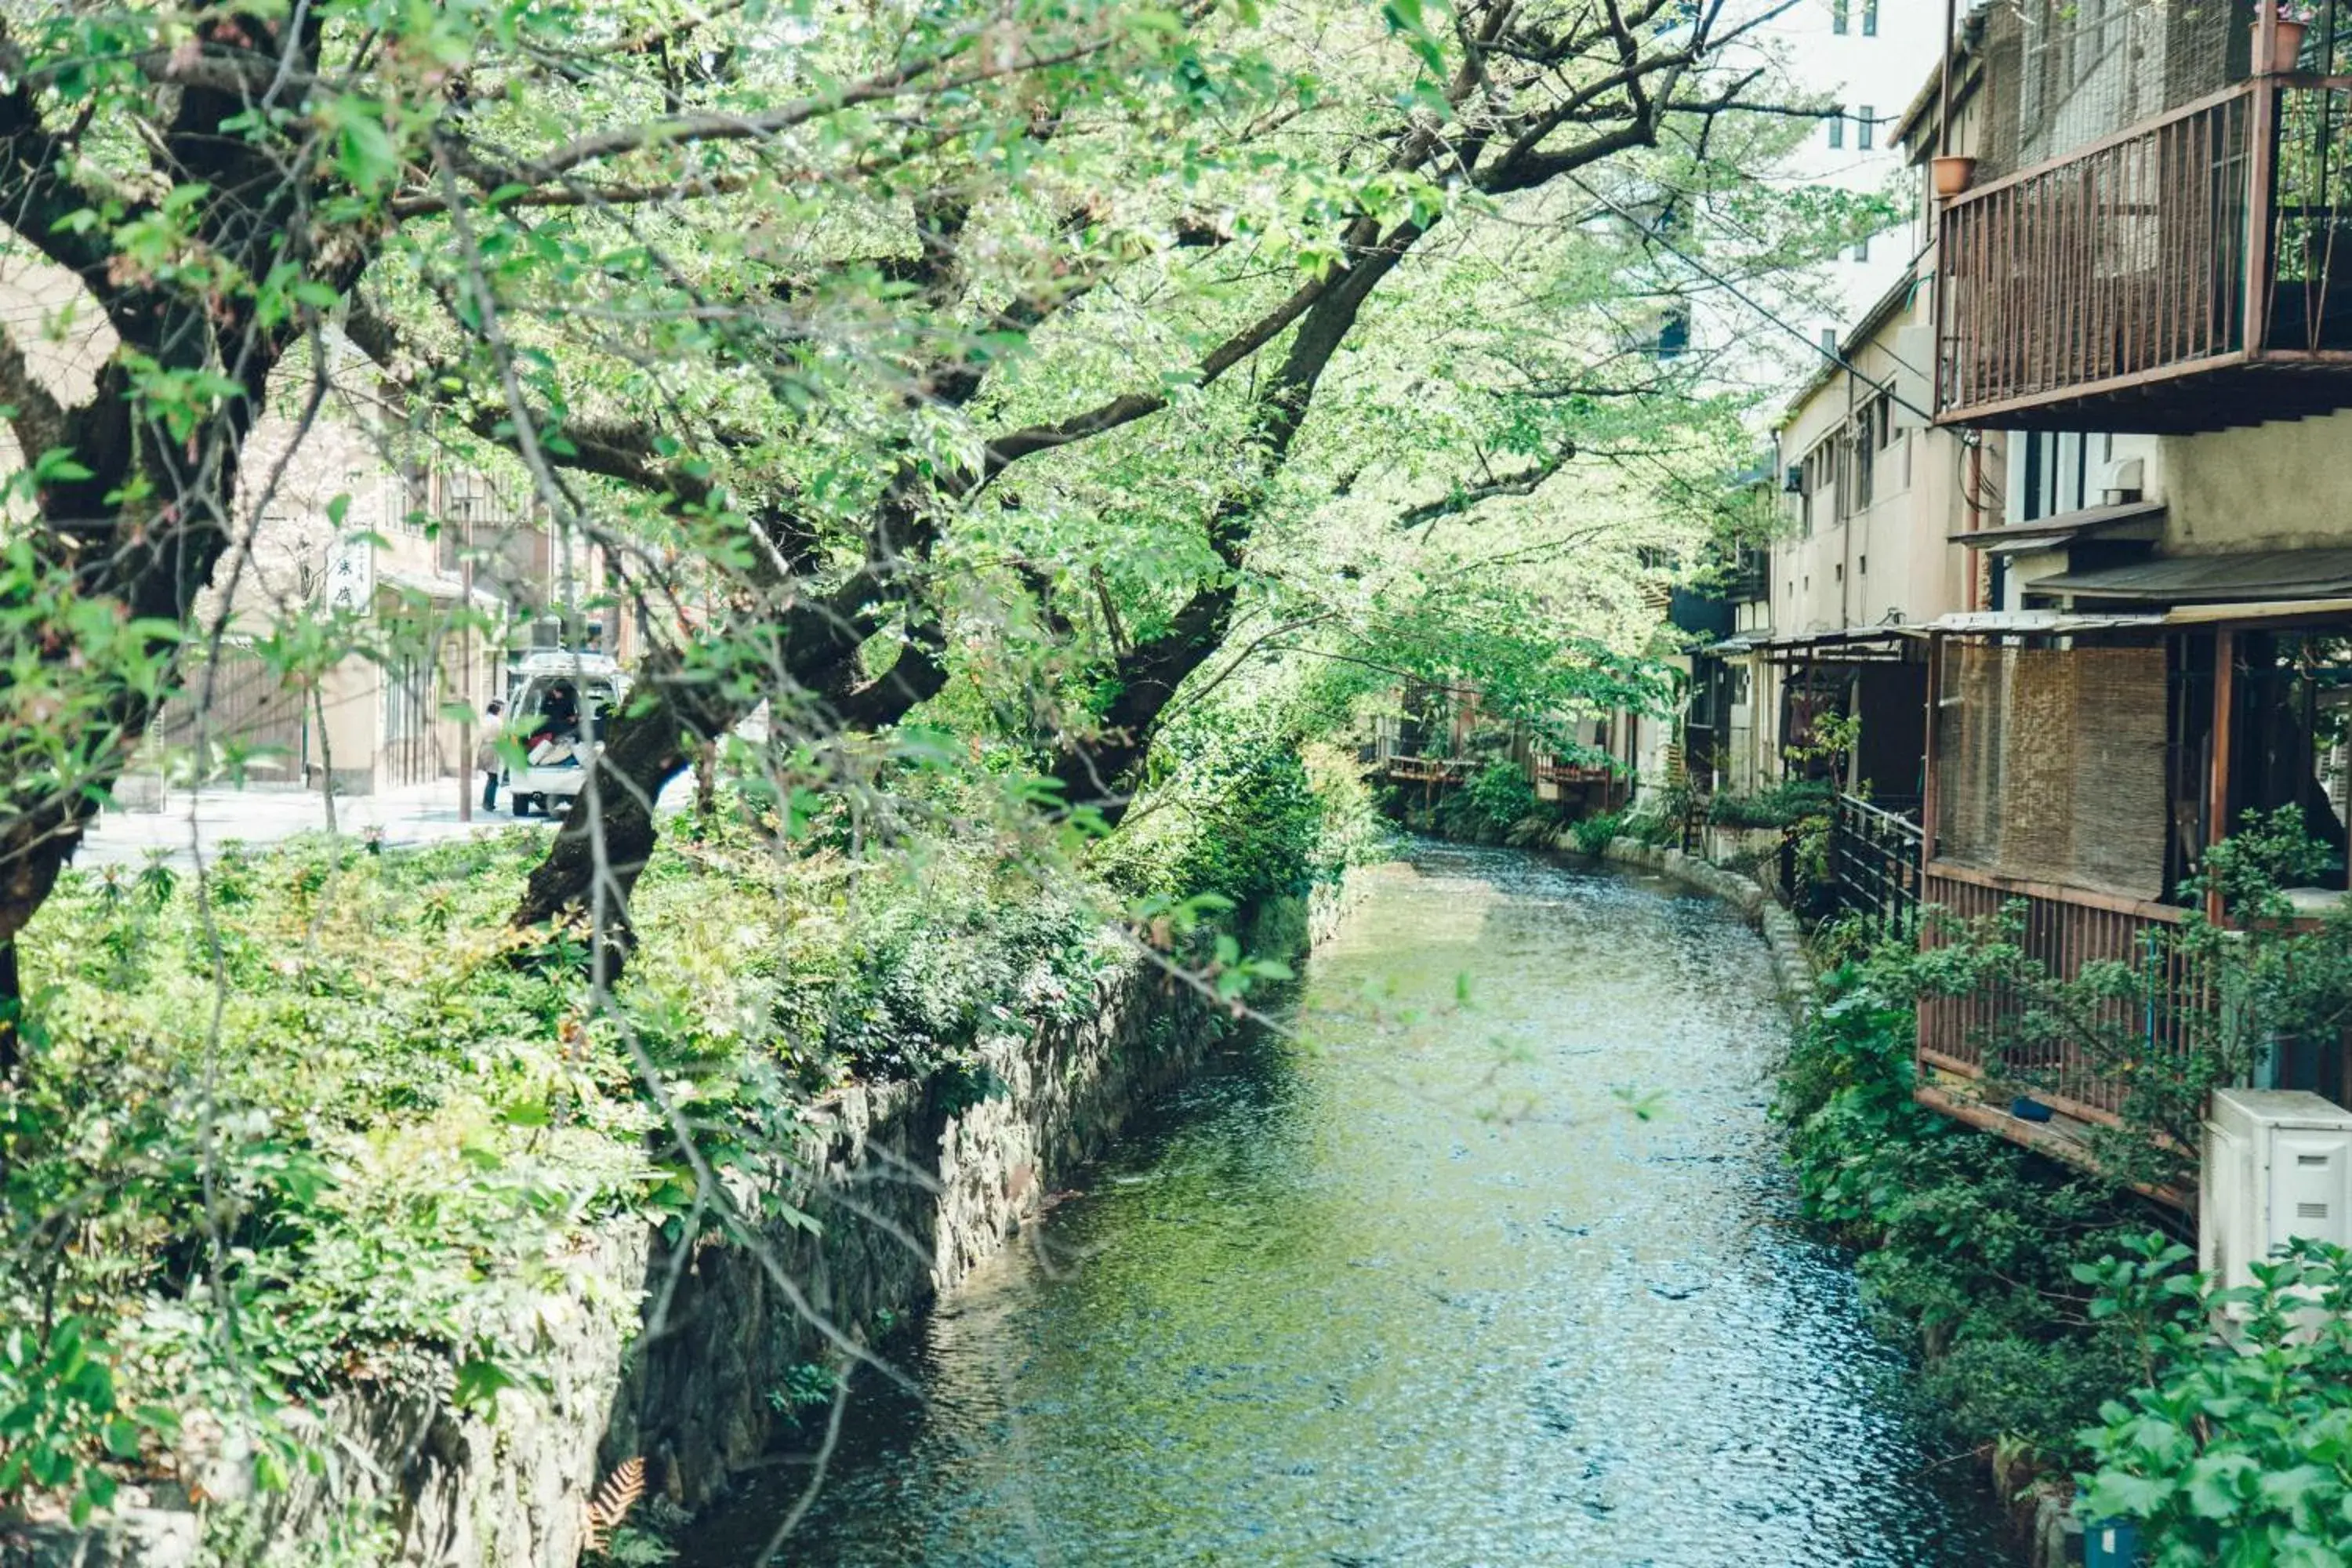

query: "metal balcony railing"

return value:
[1937, 82, 2352, 430]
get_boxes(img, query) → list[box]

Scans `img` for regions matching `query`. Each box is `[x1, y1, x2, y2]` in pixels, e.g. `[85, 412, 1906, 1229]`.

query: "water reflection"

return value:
[686, 844, 2006, 1566]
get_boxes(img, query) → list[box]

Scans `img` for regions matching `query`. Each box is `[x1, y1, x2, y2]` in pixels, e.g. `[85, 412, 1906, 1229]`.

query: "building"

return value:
[1697, 256, 1997, 812]
[1691, 0, 1952, 392]
[1645, 0, 1955, 812]
[1902, 0, 2352, 1160]
[0, 256, 633, 800]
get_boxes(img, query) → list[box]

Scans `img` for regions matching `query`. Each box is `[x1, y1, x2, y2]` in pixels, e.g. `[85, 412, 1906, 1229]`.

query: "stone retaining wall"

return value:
[5, 871, 1379, 1568]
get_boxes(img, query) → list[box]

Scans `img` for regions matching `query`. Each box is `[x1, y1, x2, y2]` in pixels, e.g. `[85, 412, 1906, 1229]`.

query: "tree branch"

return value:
[1392, 442, 1577, 531]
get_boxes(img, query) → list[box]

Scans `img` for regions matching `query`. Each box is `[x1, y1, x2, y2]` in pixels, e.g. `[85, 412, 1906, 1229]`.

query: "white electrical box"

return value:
[2201, 1087, 2352, 1291]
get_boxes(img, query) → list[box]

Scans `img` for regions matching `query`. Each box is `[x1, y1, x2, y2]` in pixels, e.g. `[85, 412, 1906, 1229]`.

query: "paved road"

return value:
[77, 776, 691, 868]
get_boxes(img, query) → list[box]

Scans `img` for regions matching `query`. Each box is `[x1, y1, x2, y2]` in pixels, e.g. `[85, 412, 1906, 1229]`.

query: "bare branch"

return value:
[1392, 442, 1577, 531]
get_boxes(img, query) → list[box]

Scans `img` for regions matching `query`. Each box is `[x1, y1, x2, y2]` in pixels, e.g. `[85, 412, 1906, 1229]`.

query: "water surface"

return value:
[688, 844, 2005, 1566]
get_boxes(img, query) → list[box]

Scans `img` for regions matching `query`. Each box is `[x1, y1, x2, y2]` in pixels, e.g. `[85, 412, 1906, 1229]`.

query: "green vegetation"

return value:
[1708, 779, 1833, 829]
[2079, 1237, 2352, 1566]
[1784, 822, 2352, 1563]
[1777, 969, 2153, 1465]
[1568, 810, 1627, 856]
[2, 737, 1373, 1536]
[1913, 808, 2352, 1192]
[0, 0, 1915, 1547]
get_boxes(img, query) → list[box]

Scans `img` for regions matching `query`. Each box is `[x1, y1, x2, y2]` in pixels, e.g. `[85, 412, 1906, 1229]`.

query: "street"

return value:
[76, 776, 694, 869]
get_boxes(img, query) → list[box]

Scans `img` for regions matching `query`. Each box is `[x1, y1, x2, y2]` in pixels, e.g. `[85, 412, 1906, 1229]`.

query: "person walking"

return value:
[478, 699, 505, 811]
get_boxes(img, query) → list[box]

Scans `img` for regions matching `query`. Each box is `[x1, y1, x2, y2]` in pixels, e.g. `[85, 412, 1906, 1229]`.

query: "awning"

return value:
[382, 571, 507, 611]
[1708, 624, 1922, 662]
[1950, 499, 2165, 552]
[1928, 609, 2165, 637]
[1927, 599, 2352, 638]
[2029, 547, 2352, 603]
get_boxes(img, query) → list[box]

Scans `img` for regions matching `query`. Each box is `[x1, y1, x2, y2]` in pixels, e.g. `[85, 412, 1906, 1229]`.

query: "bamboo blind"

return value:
[1936, 644, 2171, 898]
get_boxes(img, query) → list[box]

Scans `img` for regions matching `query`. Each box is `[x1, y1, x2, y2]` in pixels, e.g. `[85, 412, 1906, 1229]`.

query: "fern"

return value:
[584, 1457, 645, 1552]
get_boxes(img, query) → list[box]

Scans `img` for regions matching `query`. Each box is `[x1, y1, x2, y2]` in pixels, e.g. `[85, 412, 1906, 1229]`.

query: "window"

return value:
[1828, 110, 1845, 149]
[1653, 306, 1690, 360]
[1857, 107, 1875, 151]
[1831, 0, 1849, 33]
[1863, 0, 1878, 34]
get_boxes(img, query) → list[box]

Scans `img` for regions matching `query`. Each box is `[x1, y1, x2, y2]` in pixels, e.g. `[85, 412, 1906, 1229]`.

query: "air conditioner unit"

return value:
[2200, 1087, 2352, 1292]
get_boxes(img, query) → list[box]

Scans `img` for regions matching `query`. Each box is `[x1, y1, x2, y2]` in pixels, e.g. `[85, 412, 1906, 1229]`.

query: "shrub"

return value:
[1169, 744, 1324, 914]
[1460, 759, 1539, 832]
[1623, 806, 1680, 848]
[1709, 777, 1831, 829]
[2077, 1236, 2352, 1566]
[1568, 811, 1624, 856]
[1777, 965, 2158, 1461]
[3, 812, 1144, 1528]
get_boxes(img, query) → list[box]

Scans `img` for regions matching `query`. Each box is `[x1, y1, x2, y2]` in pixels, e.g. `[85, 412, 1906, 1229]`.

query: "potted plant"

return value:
[2256, 1, 2313, 71]
[1932, 154, 1979, 198]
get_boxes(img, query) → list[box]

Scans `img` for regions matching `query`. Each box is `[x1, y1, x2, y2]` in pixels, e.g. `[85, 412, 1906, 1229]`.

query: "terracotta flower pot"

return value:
[1932, 154, 1979, 198]
[2256, 16, 2309, 70]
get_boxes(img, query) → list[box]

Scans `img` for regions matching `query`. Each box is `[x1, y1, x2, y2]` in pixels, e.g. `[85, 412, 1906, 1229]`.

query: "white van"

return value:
[498, 651, 628, 818]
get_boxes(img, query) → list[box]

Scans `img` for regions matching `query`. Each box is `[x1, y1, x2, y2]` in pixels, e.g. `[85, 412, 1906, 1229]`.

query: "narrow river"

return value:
[688, 844, 2007, 1566]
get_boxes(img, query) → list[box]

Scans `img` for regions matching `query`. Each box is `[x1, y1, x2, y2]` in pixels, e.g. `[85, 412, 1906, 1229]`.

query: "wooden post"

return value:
[2246, 16, 2279, 354]
[2208, 626, 2238, 920]
[1920, 632, 1944, 871]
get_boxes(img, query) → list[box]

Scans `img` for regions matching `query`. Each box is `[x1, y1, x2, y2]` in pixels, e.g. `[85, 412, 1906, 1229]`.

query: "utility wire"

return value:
[1563, 169, 1948, 431]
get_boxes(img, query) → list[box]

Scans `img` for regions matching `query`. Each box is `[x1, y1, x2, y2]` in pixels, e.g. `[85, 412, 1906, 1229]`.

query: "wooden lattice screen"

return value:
[1936, 643, 2171, 898]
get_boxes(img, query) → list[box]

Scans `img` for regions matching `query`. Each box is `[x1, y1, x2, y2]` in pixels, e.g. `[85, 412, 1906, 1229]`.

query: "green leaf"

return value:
[2083, 1468, 2176, 1519]
[452, 1358, 522, 1413]
[2185, 1451, 2259, 1519]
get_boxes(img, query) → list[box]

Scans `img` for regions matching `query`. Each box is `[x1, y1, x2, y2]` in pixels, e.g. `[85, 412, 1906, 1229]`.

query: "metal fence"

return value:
[1828, 793, 1925, 932]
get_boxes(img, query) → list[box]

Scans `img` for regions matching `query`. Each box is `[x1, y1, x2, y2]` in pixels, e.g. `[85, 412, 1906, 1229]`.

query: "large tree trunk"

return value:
[0, 7, 328, 971]
[509, 485, 942, 941]
[1050, 229, 1421, 824]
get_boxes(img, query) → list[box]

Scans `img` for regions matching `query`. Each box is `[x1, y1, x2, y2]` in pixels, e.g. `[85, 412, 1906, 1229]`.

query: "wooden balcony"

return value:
[1915, 862, 2196, 1124]
[1381, 755, 1472, 784]
[1937, 82, 2352, 432]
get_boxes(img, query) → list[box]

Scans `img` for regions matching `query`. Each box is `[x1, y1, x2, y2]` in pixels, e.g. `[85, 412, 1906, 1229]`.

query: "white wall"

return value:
[1769, 285, 1981, 636]
[1695, 0, 1951, 393]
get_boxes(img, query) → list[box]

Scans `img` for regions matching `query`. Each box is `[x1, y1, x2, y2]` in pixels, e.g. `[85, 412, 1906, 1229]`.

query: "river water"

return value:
[687, 844, 2008, 1566]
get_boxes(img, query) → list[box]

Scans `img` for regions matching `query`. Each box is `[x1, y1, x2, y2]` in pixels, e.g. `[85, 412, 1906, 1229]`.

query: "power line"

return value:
[1563, 169, 1947, 430]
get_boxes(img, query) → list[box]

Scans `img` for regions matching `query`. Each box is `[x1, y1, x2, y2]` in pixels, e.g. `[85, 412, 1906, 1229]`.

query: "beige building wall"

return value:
[0, 253, 548, 797]
[2154, 408, 2352, 554]
[1771, 286, 1981, 638]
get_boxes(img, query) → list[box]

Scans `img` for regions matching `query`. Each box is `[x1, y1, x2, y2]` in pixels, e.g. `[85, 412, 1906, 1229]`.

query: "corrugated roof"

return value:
[2031, 548, 2352, 603]
[1926, 598, 2352, 638]
[1950, 499, 2164, 550]
[1927, 609, 2163, 637]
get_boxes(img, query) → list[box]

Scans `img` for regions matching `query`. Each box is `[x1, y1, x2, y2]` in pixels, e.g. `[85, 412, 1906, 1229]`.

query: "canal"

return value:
[685, 844, 2008, 1566]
